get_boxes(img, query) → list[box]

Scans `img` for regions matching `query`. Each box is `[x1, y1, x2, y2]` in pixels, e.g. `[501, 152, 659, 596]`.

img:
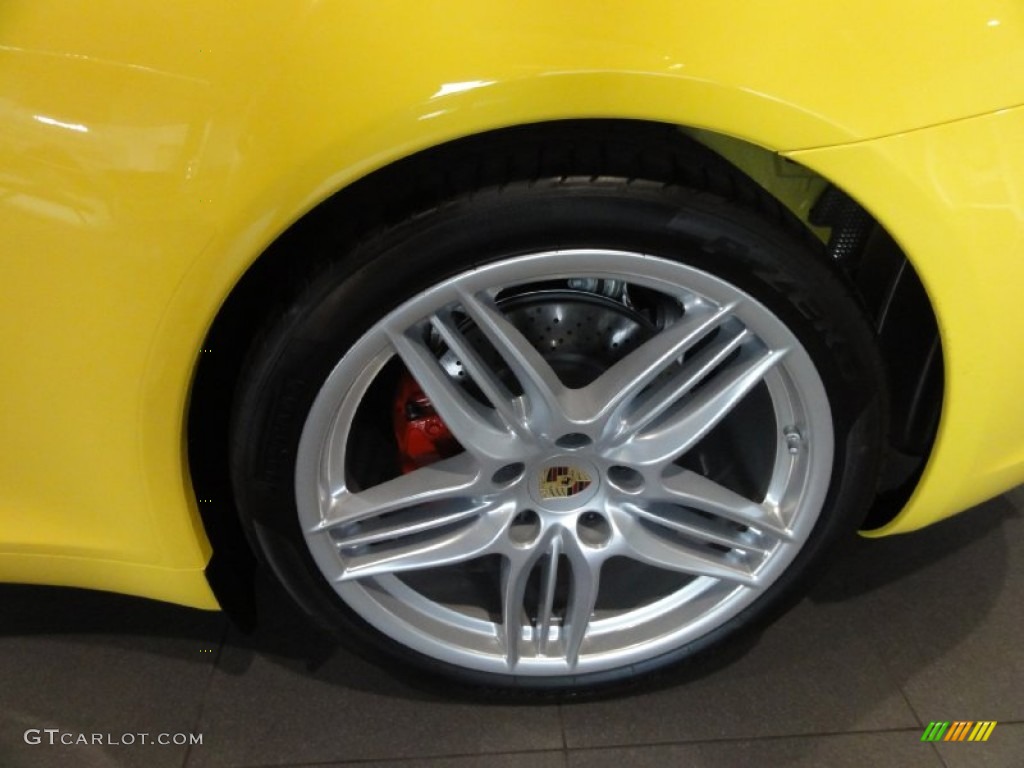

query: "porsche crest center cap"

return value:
[540, 465, 592, 499]
[532, 459, 600, 509]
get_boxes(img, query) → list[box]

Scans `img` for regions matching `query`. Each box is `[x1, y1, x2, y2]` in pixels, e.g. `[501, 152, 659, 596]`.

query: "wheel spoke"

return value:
[561, 539, 601, 669]
[612, 509, 758, 585]
[610, 344, 787, 466]
[429, 308, 528, 437]
[331, 505, 487, 548]
[455, 288, 566, 429]
[315, 453, 480, 532]
[614, 323, 751, 439]
[655, 467, 793, 540]
[387, 324, 521, 459]
[334, 501, 510, 581]
[584, 302, 735, 427]
[500, 531, 602, 669]
[500, 544, 546, 670]
[622, 502, 773, 555]
[535, 536, 562, 656]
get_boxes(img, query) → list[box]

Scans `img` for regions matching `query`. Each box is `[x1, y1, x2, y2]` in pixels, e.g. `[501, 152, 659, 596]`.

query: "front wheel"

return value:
[230, 176, 885, 692]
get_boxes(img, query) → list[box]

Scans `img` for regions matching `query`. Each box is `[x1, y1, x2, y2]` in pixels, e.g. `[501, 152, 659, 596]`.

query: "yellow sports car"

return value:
[3, 1, 1023, 692]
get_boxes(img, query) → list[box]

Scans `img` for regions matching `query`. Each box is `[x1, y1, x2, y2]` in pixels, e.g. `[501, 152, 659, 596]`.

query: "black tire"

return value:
[230, 129, 886, 694]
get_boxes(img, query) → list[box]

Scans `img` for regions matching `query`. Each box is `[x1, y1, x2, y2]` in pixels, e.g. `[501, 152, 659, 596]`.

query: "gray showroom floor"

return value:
[2, 486, 1022, 768]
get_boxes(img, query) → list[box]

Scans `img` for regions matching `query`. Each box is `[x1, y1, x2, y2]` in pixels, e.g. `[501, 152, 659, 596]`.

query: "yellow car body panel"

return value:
[1, 1, 1022, 608]
[790, 105, 1024, 536]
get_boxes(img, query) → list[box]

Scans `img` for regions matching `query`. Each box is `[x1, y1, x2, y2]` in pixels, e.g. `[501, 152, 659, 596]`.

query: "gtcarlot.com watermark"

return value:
[24, 729, 202, 747]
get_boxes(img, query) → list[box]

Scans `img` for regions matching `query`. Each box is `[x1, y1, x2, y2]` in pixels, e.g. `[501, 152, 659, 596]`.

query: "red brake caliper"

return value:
[392, 372, 461, 473]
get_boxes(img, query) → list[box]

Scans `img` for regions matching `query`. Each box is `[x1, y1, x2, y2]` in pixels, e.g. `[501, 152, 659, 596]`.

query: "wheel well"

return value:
[188, 119, 942, 612]
[826, 212, 944, 528]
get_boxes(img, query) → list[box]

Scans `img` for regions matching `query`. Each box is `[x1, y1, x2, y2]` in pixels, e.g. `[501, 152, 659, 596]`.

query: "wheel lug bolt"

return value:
[577, 511, 612, 548]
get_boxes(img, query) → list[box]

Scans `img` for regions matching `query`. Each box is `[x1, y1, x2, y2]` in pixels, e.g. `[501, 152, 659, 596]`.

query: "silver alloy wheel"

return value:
[295, 248, 834, 676]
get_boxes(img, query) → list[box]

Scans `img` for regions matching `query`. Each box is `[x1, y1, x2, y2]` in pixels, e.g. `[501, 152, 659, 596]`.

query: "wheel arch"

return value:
[185, 118, 942, 613]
